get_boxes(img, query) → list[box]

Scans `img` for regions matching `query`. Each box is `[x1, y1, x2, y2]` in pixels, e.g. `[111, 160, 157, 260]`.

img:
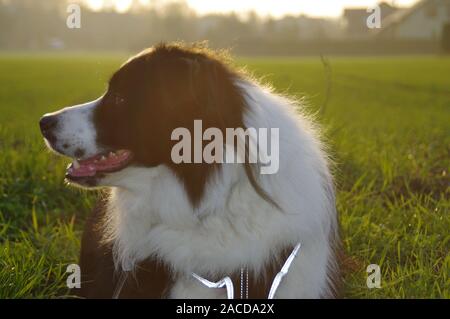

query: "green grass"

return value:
[0, 54, 449, 298]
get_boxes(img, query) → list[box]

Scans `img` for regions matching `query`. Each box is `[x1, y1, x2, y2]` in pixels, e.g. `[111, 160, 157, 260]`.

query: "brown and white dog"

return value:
[40, 44, 340, 298]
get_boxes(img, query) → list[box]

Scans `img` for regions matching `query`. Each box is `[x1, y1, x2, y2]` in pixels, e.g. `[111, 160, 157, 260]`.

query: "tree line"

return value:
[0, 0, 335, 52]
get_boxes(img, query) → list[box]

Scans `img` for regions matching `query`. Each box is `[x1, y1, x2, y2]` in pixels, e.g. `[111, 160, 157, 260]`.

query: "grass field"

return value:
[0, 54, 448, 298]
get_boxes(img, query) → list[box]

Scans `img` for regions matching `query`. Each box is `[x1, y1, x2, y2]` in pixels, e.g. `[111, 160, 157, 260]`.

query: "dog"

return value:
[40, 44, 340, 299]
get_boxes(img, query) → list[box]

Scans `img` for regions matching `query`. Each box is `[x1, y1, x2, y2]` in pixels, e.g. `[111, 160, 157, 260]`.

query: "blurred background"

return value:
[1, 0, 449, 54]
[0, 0, 449, 299]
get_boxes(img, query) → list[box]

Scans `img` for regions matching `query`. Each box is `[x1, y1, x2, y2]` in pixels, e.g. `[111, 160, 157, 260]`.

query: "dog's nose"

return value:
[39, 114, 57, 133]
[39, 114, 58, 142]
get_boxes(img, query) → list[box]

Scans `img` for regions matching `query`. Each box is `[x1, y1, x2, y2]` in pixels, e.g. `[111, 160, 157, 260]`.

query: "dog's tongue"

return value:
[69, 163, 97, 177]
[67, 150, 132, 177]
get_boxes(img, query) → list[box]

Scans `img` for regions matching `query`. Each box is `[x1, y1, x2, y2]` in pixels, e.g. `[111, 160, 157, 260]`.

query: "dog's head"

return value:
[40, 44, 248, 204]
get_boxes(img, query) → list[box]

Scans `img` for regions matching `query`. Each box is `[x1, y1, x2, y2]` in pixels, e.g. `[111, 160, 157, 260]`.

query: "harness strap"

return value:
[192, 243, 301, 299]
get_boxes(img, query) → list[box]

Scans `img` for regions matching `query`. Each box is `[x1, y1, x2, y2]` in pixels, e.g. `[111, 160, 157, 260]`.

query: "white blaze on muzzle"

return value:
[50, 96, 104, 159]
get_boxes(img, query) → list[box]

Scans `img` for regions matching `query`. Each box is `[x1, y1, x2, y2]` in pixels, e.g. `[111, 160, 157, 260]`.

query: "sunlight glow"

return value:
[114, 0, 133, 13]
[86, 0, 103, 12]
[86, 0, 133, 13]
[86, 0, 420, 17]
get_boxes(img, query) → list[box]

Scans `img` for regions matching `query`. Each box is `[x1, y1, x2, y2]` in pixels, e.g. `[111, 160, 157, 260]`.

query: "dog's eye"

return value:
[115, 95, 125, 105]
[107, 93, 125, 106]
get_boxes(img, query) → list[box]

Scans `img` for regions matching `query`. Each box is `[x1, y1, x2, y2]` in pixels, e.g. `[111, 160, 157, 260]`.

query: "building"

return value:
[380, 0, 450, 40]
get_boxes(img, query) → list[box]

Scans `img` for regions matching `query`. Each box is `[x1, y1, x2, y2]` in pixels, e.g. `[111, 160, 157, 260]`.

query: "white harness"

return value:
[192, 243, 302, 299]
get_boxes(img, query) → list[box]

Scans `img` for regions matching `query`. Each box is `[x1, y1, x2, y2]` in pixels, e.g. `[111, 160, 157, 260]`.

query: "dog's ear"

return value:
[192, 58, 224, 110]
[179, 57, 203, 108]
[180, 56, 244, 129]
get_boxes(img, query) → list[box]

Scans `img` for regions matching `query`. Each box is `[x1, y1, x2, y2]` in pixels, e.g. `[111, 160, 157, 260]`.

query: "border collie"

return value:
[39, 44, 340, 299]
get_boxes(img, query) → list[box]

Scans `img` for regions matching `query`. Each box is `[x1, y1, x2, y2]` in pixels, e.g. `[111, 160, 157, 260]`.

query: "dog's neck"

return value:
[102, 164, 298, 279]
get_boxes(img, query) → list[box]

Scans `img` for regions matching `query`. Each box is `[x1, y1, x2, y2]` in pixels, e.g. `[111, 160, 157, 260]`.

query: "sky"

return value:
[86, 0, 420, 17]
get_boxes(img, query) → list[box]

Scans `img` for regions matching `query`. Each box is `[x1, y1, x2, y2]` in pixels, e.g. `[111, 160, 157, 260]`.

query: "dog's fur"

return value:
[40, 44, 340, 298]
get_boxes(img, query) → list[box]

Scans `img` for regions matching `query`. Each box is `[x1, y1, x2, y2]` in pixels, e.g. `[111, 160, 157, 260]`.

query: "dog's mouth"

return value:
[65, 149, 133, 182]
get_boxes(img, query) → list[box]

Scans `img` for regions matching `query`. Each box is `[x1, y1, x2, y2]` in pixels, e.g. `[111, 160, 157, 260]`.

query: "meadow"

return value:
[0, 54, 448, 298]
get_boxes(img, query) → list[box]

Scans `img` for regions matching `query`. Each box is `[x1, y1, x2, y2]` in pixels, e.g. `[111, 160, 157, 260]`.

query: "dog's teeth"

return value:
[110, 152, 116, 157]
[101, 156, 106, 161]
[73, 159, 80, 169]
